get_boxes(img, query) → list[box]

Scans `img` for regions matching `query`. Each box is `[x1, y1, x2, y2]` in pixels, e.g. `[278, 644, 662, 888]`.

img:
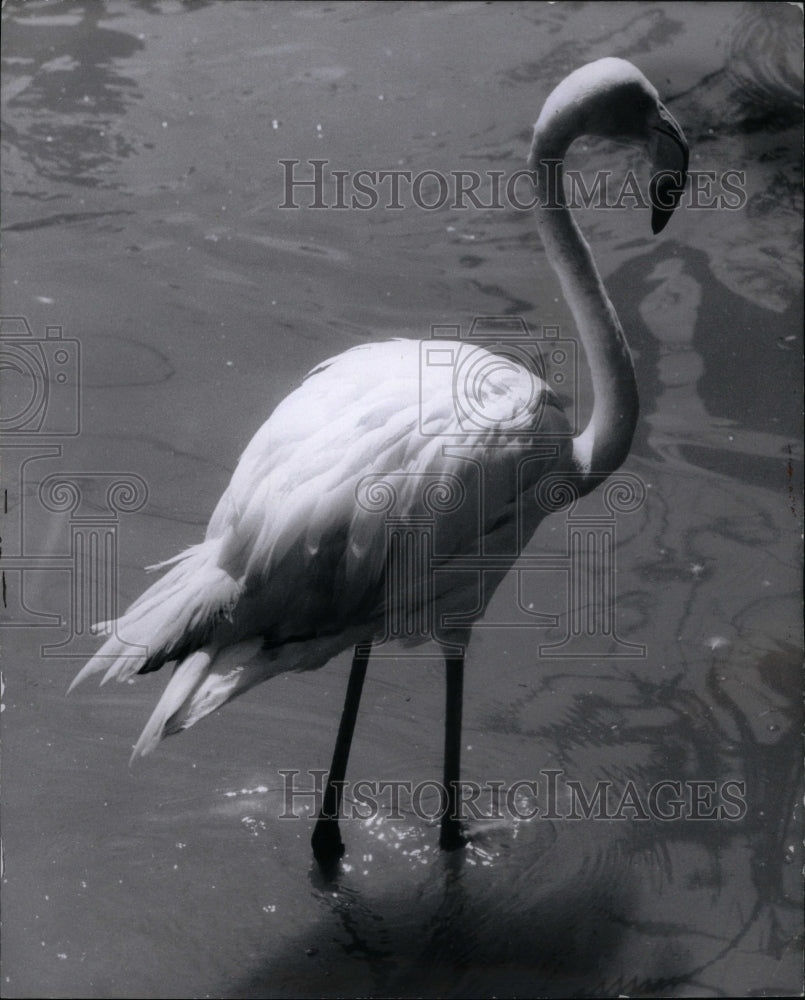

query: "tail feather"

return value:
[131, 638, 265, 759]
[129, 628, 370, 759]
[131, 648, 215, 760]
[73, 529, 376, 758]
[69, 539, 241, 693]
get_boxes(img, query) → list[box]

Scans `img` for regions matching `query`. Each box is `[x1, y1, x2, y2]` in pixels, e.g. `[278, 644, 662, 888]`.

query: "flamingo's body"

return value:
[73, 58, 688, 860]
[73, 338, 571, 752]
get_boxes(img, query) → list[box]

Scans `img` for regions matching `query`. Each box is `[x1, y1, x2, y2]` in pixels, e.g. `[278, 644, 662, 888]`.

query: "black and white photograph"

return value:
[1, 1, 803, 997]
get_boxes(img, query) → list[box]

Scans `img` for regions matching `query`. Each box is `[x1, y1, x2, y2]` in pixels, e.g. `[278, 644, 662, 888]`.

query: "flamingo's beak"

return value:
[649, 104, 689, 234]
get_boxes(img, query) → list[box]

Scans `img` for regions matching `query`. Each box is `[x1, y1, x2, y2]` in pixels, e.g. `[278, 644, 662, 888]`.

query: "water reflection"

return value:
[3, 1, 143, 190]
[727, 6, 803, 132]
[640, 255, 802, 472]
[667, 4, 803, 313]
[233, 819, 640, 998]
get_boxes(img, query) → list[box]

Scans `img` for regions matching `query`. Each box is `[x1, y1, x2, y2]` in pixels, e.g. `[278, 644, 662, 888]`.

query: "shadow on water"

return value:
[232, 839, 639, 999]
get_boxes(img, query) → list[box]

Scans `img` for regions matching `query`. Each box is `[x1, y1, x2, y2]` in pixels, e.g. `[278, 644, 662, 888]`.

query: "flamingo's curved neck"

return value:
[529, 125, 639, 493]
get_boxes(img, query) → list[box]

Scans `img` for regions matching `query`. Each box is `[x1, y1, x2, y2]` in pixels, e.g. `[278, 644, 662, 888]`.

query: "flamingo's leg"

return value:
[311, 646, 369, 865]
[440, 654, 467, 850]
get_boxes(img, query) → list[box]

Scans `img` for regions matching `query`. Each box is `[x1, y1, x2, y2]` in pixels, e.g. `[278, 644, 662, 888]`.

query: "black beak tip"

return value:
[651, 207, 672, 235]
[649, 173, 685, 235]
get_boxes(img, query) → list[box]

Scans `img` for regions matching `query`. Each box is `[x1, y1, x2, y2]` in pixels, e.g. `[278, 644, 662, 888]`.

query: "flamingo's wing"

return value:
[210, 338, 572, 638]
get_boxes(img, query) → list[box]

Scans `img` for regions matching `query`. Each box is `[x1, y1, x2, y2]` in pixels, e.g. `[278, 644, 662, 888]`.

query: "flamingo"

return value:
[71, 58, 688, 865]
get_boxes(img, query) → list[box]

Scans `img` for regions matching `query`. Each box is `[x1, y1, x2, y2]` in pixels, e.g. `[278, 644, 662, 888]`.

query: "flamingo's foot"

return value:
[311, 816, 345, 867]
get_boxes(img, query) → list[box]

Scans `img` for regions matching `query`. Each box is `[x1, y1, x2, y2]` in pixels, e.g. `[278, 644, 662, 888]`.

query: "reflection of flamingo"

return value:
[72, 58, 687, 864]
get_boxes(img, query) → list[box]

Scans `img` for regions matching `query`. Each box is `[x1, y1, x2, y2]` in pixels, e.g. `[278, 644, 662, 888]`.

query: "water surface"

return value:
[2, 2, 802, 997]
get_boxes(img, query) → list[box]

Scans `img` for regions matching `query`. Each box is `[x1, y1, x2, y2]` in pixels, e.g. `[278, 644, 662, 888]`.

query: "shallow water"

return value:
[1, 2, 802, 997]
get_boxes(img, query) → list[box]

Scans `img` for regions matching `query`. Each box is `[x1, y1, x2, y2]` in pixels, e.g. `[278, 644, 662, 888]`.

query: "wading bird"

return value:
[72, 58, 688, 865]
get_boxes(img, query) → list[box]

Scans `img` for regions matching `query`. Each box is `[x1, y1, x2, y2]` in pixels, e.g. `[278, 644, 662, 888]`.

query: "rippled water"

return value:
[2, 2, 802, 997]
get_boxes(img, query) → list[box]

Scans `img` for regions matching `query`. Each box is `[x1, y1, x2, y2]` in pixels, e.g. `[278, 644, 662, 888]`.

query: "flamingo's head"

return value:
[533, 57, 689, 233]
